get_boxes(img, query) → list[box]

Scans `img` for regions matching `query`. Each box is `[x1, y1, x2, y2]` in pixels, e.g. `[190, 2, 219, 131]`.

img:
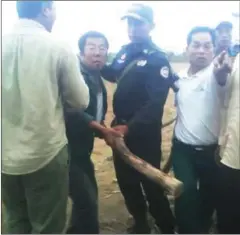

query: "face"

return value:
[127, 18, 153, 42]
[187, 32, 214, 69]
[41, 2, 56, 32]
[80, 37, 108, 70]
[216, 28, 232, 49]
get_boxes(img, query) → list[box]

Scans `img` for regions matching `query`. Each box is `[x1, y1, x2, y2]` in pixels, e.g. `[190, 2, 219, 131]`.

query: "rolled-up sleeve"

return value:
[58, 45, 89, 110]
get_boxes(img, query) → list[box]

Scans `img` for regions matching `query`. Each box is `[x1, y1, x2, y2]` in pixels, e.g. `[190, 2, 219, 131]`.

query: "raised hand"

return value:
[213, 51, 234, 86]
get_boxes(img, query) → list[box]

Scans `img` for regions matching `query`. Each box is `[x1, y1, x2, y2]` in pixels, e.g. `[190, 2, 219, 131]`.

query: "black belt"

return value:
[173, 137, 218, 151]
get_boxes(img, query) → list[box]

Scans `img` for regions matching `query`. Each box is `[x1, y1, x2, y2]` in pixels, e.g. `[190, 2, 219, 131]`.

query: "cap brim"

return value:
[121, 13, 148, 23]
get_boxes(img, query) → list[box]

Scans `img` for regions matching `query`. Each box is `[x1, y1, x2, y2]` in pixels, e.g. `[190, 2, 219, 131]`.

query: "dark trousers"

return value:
[113, 136, 175, 234]
[2, 146, 69, 234]
[216, 163, 240, 234]
[67, 158, 99, 234]
[171, 138, 218, 234]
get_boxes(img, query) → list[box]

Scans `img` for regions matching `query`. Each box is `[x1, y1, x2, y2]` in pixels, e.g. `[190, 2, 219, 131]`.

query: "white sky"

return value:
[2, 1, 240, 53]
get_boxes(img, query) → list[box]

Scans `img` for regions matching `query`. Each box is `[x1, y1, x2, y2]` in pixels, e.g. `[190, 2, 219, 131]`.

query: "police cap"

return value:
[121, 3, 154, 24]
[215, 21, 233, 31]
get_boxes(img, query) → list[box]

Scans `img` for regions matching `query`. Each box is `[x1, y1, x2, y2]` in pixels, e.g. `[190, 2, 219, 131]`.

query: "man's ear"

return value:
[79, 50, 85, 57]
[78, 51, 85, 61]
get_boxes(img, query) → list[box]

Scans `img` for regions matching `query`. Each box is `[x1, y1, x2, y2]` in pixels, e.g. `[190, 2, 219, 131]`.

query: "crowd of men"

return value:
[2, 1, 239, 234]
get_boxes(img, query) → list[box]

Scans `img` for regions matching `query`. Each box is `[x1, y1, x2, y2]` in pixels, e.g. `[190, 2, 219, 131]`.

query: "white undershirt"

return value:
[174, 63, 225, 146]
[96, 92, 103, 123]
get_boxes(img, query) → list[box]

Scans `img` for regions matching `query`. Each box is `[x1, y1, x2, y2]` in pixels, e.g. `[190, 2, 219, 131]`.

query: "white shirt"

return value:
[96, 92, 103, 123]
[219, 54, 240, 169]
[2, 19, 89, 175]
[174, 63, 224, 146]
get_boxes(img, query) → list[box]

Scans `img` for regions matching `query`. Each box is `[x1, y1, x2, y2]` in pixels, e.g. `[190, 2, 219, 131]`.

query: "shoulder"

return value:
[147, 42, 167, 58]
[117, 43, 130, 54]
[53, 40, 78, 63]
[146, 47, 170, 67]
[112, 44, 130, 61]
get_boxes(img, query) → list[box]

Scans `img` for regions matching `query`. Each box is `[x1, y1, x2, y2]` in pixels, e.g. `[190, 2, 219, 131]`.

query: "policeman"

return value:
[101, 4, 178, 234]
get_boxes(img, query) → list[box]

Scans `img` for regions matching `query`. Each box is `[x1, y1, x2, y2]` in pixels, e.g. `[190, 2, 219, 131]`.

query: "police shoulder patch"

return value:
[160, 66, 169, 79]
[120, 53, 126, 60]
[137, 60, 147, 67]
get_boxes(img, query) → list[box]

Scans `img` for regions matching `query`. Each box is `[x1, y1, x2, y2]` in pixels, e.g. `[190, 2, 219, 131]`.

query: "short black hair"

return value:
[16, 1, 53, 19]
[78, 31, 109, 52]
[215, 21, 233, 31]
[187, 26, 216, 46]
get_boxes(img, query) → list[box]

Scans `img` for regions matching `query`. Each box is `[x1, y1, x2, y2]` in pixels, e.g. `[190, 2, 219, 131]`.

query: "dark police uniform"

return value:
[65, 63, 107, 234]
[101, 40, 178, 233]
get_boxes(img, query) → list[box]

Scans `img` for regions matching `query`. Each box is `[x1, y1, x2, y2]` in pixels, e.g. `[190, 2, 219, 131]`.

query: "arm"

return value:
[67, 110, 105, 136]
[101, 47, 127, 83]
[101, 65, 117, 83]
[213, 51, 235, 86]
[58, 45, 89, 110]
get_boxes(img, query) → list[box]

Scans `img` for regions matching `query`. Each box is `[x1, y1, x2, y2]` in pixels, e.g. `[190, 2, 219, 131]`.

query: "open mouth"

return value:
[196, 57, 206, 61]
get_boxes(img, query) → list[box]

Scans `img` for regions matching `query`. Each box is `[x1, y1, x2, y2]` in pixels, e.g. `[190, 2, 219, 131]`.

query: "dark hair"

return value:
[215, 21, 233, 31]
[16, 1, 53, 19]
[187, 26, 216, 46]
[78, 31, 109, 52]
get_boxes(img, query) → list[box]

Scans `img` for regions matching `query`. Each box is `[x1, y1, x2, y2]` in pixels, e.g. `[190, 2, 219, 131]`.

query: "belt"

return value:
[173, 138, 218, 151]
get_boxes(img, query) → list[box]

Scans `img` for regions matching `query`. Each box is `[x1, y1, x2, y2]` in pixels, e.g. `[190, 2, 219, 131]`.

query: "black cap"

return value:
[121, 4, 154, 24]
[215, 21, 233, 31]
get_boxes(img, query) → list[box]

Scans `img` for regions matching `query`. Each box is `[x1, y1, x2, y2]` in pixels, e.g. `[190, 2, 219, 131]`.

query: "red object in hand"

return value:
[113, 125, 129, 136]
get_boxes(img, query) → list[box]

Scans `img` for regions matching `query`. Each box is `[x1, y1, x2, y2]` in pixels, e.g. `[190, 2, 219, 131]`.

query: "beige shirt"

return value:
[2, 19, 89, 175]
[219, 54, 240, 169]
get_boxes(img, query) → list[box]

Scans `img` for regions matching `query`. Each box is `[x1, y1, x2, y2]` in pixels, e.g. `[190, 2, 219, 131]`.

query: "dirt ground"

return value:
[83, 62, 187, 233]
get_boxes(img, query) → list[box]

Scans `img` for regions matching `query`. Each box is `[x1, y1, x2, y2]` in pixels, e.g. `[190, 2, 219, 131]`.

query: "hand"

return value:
[102, 128, 123, 148]
[112, 125, 129, 136]
[213, 51, 234, 85]
[101, 121, 107, 128]
[214, 146, 221, 166]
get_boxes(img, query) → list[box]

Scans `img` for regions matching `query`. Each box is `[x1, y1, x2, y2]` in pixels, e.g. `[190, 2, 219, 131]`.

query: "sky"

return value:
[2, 1, 240, 53]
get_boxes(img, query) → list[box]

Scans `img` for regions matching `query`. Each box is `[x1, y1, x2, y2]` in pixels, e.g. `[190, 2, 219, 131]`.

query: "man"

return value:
[215, 21, 233, 56]
[216, 52, 240, 234]
[65, 31, 121, 234]
[170, 26, 228, 234]
[2, 1, 89, 234]
[101, 4, 177, 234]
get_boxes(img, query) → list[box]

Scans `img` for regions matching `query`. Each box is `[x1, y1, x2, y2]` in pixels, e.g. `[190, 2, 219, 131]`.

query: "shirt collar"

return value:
[179, 63, 213, 79]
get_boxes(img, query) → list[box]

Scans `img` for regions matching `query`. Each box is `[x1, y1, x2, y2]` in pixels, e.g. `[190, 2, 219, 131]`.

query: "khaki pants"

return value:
[2, 146, 69, 234]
